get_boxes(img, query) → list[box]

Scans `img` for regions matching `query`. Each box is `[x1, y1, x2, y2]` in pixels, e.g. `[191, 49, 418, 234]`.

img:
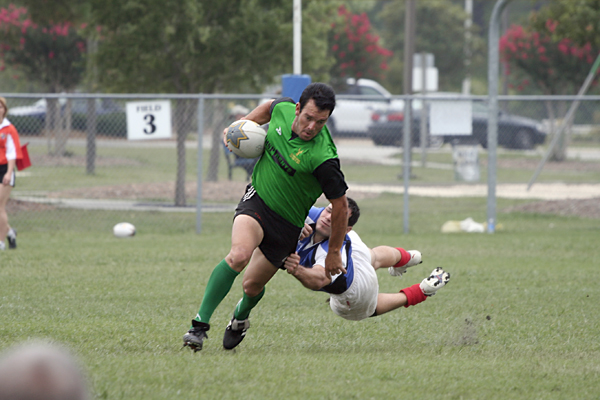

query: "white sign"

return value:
[430, 100, 472, 136]
[126, 101, 172, 140]
[412, 67, 439, 92]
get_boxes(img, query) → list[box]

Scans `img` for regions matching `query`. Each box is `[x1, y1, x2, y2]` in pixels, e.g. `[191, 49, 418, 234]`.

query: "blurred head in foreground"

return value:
[0, 342, 89, 400]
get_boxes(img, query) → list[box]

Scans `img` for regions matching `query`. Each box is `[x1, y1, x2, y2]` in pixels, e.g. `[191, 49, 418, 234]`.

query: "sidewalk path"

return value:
[348, 182, 600, 200]
[12, 196, 232, 213]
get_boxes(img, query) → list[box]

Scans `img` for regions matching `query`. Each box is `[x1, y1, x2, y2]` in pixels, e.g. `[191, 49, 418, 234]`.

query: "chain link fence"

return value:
[3, 93, 600, 234]
[359, 94, 600, 182]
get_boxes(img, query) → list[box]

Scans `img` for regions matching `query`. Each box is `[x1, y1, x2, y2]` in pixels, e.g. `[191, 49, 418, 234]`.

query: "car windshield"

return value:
[359, 86, 387, 100]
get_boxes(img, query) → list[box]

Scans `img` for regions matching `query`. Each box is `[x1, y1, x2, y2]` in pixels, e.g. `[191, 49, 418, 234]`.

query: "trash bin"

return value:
[282, 74, 311, 102]
[452, 143, 480, 182]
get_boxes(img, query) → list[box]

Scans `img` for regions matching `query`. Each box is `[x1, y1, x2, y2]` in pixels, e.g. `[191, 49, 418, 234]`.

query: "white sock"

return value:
[0, 241, 5, 251]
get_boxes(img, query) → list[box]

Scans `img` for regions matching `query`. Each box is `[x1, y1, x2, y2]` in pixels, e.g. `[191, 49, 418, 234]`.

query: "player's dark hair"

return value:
[347, 197, 360, 227]
[299, 83, 336, 115]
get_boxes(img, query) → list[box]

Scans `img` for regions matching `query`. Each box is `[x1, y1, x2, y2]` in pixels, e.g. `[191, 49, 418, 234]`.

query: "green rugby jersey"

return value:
[252, 101, 339, 227]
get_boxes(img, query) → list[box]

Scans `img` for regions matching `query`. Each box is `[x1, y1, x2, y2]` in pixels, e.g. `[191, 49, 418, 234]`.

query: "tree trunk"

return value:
[174, 99, 199, 206]
[206, 100, 227, 182]
[543, 99, 556, 145]
[174, 99, 191, 206]
[46, 98, 59, 155]
[55, 98, 71, 156]
[549, 100, 569, 161]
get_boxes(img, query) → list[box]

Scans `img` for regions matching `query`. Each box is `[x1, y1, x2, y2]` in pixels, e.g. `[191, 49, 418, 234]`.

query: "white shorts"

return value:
[329, 231, 379, 321]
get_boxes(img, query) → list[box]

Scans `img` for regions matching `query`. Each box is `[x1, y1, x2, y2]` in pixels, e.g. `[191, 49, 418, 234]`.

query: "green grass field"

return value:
[1, 194, 599, 399]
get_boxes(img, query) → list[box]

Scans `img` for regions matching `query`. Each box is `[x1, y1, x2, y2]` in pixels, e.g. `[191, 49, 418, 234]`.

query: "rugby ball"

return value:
[225, 120, 266, 159]
[113, 222, 136, 238]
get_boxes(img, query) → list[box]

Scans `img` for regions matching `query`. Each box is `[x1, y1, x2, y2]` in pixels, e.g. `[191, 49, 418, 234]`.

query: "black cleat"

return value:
[183, 320, 210, 352]
[223, 316, 250, 350]
[7, 228, 16, 249]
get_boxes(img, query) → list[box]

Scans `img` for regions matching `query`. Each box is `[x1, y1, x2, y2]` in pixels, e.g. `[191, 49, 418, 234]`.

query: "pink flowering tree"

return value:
[0, 4, 86, 92]
[329, 5, 393, 88]
[0, 4, 88, 155]
[500, 22, 600, 160]
[500, 23, 597, 96]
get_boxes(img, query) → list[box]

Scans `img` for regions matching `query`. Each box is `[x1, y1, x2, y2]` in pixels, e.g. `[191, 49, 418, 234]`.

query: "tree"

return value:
[529, 0, 600, 49]
[522, 0, 600, 161]
[377, 0, 484, 94]
[500, 23, 599, 160]
[20, 0, 87, 25]
[500, 24, 597, 95]
[0, 3, 88, 156]
[89, 0, 338, 205]
[0, 7, 86, 92]
[90, 0, 336, 94]
[328, 5, 393, 88]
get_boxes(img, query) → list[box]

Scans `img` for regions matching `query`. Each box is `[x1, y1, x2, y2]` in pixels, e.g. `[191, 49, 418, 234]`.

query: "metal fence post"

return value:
[86, 98, 96, 175]
[196, 96, 205, 234]
[403, 97, 412, 235]
[487, 0, 512, 234]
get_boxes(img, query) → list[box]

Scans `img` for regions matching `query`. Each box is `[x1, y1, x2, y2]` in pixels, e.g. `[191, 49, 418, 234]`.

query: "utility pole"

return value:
[500, 5, 509, 112]
[293, 0, 302, 75]
[462, 0, 473, 95]
[420, 52, 429, 167]
[402, 0, 415, 234]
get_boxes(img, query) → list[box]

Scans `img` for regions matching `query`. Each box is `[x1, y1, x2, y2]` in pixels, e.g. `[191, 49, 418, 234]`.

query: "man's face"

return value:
[315, 205, 334, 238]
[315, 205, 351, 239]
[292, 99, 330, 141]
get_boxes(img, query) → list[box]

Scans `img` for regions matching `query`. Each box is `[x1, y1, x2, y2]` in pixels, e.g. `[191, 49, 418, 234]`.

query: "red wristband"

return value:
[401, 283, 427, 307]
[394, 247, 411, 268]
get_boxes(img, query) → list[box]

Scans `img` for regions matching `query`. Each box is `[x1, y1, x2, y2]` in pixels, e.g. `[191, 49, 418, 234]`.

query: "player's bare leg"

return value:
[375, 292, 409, 315]
[0, 185, 12, 251]
[370, 246, 422, 276]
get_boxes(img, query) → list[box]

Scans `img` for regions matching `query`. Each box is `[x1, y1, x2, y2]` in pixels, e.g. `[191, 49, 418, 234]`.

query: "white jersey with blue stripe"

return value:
[296, 207, 355, 294]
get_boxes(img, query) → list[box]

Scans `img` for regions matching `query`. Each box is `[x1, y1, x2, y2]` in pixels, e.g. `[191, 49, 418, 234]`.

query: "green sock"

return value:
[194, 259, 239, 324]
[234, 287, 265, 320]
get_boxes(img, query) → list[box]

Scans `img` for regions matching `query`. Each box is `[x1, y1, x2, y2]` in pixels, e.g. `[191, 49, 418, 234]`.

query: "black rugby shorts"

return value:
[234, 184, 302, 269]
[0, 164, 15, 187]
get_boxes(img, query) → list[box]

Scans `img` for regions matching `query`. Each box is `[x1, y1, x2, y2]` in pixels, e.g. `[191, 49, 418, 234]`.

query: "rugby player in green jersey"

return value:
[184, 83, 349, 351]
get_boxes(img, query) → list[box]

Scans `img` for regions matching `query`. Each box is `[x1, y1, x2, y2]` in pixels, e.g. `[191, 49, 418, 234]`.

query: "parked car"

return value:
[368, 101, 547, 150]
[8, 98, 56, 134]
[327, 78, 404, 137]
[8, 98, 126, 136]
[70, 98, 126, 136]
[9, 98, 51, 118]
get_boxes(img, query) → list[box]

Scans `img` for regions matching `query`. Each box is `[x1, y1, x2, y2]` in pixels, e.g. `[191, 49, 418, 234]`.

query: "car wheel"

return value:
[371, 135, 387, 146]
[372, 134, 400, 146]
[514, 129, 534, 150]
